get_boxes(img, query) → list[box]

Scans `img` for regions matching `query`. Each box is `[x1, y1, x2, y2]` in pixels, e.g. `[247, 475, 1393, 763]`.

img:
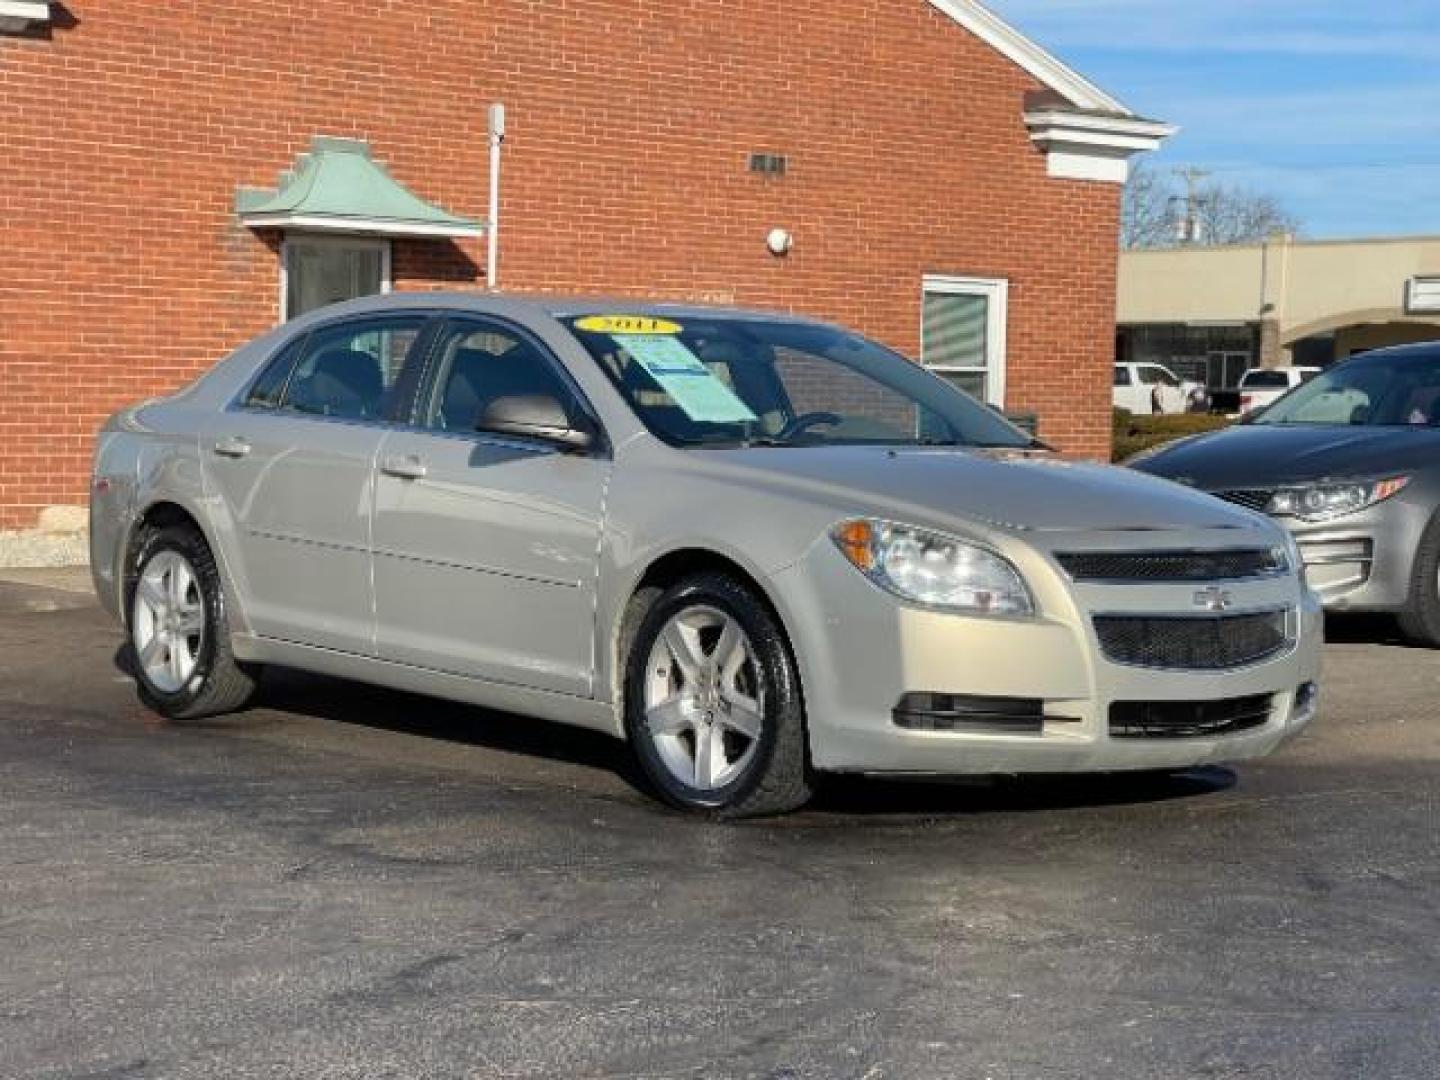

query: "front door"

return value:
[202, 313, 430, 654]
[371, 317, 610, 697]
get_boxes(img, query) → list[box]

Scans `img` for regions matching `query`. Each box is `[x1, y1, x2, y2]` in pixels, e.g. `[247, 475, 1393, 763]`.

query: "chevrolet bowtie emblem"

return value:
[1194, 586, 1234, 612]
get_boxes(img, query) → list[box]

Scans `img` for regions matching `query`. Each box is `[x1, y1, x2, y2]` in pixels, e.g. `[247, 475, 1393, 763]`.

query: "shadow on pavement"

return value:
[1323, 612, 1418, 647]
[111, 650, 1241, 819]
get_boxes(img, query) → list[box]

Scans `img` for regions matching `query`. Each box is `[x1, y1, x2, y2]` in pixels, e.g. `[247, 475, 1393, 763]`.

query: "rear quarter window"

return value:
[243, 338, 306, 409]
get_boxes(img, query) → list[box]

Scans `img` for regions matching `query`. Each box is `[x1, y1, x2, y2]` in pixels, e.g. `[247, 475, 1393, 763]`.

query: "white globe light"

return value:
[766, 228, 793, 256]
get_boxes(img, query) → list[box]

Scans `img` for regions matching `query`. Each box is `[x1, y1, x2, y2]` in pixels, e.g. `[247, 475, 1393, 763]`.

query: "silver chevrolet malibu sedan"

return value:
[91, 295, 1322, 816]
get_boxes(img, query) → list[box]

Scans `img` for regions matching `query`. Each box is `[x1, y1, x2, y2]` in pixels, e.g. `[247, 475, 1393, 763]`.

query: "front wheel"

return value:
[1398, 519, 1440, 647]
[129, 523, 259, 719]
[623, 573, 813, 818]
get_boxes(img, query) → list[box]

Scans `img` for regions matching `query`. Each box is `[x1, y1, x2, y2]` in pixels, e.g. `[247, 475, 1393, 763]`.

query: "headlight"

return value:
[1266, 477, 1409, 522]
[831, 519, 1034, 616]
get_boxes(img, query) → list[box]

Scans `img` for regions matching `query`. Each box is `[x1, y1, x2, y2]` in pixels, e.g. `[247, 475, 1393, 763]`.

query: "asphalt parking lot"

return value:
[1, 574, 1437, 1080]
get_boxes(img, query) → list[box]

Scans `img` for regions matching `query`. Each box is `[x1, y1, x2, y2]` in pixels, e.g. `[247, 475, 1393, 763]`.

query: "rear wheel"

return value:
[129, 523, 258, 719]
[623, 573, 813, 818]
[1398, 520, 1440, 647]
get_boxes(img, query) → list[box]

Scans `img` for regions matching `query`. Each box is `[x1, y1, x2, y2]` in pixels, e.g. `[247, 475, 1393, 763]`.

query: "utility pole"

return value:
[1172, 166, 1210, 245]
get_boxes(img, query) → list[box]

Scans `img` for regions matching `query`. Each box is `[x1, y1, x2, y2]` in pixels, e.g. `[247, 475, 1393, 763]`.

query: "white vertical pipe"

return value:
[487, 103, 505, 291]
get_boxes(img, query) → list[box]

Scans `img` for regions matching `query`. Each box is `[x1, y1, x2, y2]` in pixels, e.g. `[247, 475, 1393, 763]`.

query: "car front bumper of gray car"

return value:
[1211, 493, 1432, 614]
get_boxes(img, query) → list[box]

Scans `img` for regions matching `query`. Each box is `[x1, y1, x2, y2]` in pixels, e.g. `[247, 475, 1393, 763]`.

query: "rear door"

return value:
[370, 316, 610, 696]
[202, 314, 432, 654]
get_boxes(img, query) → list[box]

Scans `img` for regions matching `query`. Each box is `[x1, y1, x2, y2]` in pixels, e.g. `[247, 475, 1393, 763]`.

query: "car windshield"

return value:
[1255, 352, 1440, 427]
[563, 314, 1034, 449]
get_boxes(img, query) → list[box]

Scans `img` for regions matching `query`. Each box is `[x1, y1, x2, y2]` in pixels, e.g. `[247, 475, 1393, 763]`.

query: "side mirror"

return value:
[476, 394, 595, 452]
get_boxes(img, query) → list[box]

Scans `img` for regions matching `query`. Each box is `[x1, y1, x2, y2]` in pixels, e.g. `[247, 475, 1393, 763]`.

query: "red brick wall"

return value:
[0, 1, 1121, 528]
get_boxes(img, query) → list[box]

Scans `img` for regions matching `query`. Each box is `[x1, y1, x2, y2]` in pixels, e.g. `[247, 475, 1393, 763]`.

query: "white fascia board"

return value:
[0, 0, 50, 30]
[1025, 110, 1177, 184]
[925, 0, 1131, 114]
[240, 212, 484, 240]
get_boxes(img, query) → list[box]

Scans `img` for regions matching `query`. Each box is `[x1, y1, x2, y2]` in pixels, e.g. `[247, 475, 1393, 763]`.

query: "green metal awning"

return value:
[236, 136, 483, 239]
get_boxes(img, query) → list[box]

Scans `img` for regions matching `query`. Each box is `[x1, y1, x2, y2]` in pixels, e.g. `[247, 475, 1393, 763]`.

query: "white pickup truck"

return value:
[1238, 366, 1321, 416]
[1113, 362, 1206, 415]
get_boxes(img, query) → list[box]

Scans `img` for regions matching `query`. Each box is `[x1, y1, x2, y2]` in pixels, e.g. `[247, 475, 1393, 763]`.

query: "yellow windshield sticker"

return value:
[574, 315, 683, 335]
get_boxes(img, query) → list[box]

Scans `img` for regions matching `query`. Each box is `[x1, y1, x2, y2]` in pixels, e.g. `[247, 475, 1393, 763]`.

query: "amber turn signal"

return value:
[833, 519, 877, 572]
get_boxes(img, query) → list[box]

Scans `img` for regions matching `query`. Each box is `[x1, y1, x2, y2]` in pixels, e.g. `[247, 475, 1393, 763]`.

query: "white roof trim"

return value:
[1024, 110, 1177, 184]
[924, 0, 1131, 115]
[240, 212, 484, 240]
[0, 0, 50, 30]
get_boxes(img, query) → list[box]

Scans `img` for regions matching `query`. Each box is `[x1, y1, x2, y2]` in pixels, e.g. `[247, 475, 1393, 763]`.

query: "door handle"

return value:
[212, 436, 252, 459]
[380, 454, 428, 481]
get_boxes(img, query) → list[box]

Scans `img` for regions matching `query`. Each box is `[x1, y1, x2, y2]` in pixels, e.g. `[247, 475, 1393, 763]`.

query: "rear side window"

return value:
[244, 338, 305, 409]
[1114, 366, 1131, 387]
[1241, 370, 1290, 389]
[280, 317, 426, 422]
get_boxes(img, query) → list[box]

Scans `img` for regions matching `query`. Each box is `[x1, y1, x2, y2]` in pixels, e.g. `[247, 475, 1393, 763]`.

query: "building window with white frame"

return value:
[921, 275, 1009, 406]
[282, 236, 392, 321]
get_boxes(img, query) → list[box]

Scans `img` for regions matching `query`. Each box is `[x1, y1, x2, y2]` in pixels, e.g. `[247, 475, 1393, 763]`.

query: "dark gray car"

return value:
[1132, 342, 1440, 644]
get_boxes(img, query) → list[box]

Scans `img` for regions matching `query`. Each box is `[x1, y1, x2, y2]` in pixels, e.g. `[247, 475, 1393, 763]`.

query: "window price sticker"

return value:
[612, 334, 758, 424]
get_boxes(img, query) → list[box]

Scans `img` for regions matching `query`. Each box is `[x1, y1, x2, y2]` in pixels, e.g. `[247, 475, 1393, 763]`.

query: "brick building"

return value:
[0, 0, 1170, 531]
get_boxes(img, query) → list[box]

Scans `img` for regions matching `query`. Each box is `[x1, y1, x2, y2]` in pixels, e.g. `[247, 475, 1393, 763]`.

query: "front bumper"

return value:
[770, 540, 1323, 775]
[1280, 497, 1430, 613]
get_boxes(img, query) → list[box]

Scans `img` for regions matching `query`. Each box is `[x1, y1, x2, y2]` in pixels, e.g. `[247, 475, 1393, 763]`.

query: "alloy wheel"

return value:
[642, 605, 765, 791]
[132, 550, 206, 694]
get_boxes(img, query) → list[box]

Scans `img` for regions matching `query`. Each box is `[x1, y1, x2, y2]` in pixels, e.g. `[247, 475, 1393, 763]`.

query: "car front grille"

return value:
[1094, 610, 1291, 670]
[1056, 548, 1284, 583]
[1110, 694, 1275, 739]
[1212, 489, 1275, 513]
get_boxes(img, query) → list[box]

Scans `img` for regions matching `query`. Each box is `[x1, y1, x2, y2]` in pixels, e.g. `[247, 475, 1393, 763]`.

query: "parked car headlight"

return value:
[831, 519, 1034, 616]
[1267, 477, 1409, 522]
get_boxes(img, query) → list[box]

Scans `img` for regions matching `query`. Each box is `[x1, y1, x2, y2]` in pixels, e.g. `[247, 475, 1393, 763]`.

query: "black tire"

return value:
[127, 523, 259, 719]
[1397, 517, 1440, 647]
[623, 572, 813, 818]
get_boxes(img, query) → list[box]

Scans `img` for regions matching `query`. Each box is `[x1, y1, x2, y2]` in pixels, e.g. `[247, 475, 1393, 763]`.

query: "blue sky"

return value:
[987, 0, 1440, 239]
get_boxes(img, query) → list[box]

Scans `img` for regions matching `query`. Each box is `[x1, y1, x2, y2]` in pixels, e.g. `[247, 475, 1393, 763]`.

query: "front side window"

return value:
[565, 314, 1031, 450]
[920, 275, 1008, 406]
[283, 237, 391, 320]
[423, 321, 579, 433]
[279, 317, 425, 422]
[1257, 352, 1440, 427]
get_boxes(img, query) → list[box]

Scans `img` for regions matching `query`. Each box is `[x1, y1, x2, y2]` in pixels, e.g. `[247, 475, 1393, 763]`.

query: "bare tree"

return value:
[1122, 162, 1302, 249]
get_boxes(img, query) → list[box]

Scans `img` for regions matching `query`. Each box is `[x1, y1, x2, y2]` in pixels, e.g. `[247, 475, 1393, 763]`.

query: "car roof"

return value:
[286, 290, 821, 328]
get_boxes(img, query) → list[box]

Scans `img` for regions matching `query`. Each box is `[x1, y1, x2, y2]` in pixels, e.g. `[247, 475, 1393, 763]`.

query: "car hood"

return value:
[1131, 423, 1440, 489]
[691, 446, 1260, 535]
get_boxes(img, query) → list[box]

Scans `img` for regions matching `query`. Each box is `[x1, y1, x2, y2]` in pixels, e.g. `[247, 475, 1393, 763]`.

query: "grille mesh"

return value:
[1057, 549, 1282, 582]
[1095, 610, 1290, 670]
[1110, 694, 1275, 739]
[1212, 489, 1275, 513]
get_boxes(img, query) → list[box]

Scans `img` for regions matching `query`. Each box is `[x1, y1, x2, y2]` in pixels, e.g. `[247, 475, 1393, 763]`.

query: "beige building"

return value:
[1118, 235, 1440, 389]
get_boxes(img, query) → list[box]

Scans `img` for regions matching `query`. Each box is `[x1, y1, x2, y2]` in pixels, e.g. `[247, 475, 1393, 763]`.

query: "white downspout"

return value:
[487, 102, 506, 291]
